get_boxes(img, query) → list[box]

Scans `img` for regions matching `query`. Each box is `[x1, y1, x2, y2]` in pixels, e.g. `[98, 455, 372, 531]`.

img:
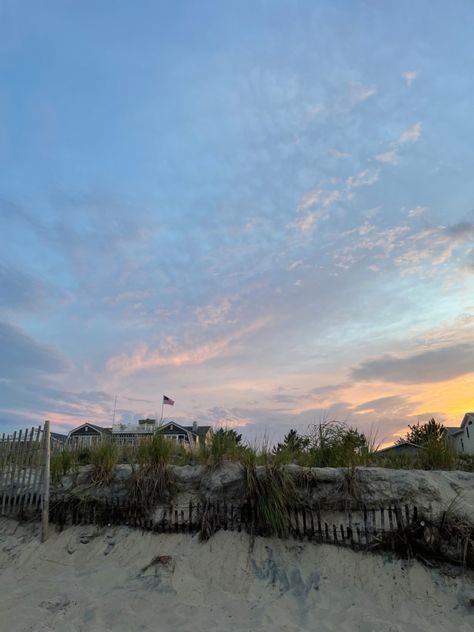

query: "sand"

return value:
[0, 518, 473, 632]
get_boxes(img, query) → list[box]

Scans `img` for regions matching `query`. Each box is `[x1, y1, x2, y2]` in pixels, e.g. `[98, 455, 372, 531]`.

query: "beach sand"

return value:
[1, 518, 473, 631]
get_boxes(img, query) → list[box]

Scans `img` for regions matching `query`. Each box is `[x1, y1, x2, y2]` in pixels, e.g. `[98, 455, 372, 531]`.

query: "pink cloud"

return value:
[107, 319, 269, 377]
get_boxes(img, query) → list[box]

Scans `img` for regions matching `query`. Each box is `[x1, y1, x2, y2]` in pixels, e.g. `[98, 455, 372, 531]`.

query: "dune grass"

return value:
[50, 447, 77, 484]
[128, 434, 177, 509]
[241, 448, 297, 538]
[89, 440, 119, 486]
[56, 420, 473, 475]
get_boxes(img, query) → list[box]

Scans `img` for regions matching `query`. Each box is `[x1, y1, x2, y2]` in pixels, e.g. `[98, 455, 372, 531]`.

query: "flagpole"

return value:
[160, 395, 164, 424]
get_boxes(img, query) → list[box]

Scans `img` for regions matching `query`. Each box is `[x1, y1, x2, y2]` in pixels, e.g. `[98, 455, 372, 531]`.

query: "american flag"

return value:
[163, 395, 175, 406]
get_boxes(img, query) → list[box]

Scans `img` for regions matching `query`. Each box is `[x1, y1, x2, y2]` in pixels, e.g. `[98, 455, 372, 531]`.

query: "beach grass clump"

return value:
[50, 447, 77, 484]
[129, 434, 177, 510]
[241, 450, 297, 538]
[89, 440, 119, 486]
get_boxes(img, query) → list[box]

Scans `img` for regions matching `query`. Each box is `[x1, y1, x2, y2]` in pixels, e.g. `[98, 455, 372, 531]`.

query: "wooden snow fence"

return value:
[0, 421, 51, 540]
[48, 496, 422, 554]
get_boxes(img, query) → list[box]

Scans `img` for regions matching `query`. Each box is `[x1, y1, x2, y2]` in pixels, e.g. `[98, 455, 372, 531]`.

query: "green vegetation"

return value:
[398, 418, 446, 446]
[50, 419, 473, 478]
[129, 434, 177, 508]
[50, 447, 77, 483]
[241, 449, 297, 538]
[89, 440, 119, 485]
[390, 417, 458, 470]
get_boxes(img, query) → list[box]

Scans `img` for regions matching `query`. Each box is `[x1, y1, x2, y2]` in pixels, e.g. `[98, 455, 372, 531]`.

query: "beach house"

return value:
[445, 412, 474, 455]
[67, 422, 113, 447]
[67, 420, 211, 447]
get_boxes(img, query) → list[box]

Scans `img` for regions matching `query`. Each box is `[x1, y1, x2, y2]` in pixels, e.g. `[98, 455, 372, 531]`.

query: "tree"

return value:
[398, 418, 445, 446]
[212, 428, 242, 445]
[308, 420, 369, 467]
[274, 429, 310, 454]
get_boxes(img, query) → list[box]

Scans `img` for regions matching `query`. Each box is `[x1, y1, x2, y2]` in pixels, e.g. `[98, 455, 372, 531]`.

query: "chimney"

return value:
[192, 421, 198, 432]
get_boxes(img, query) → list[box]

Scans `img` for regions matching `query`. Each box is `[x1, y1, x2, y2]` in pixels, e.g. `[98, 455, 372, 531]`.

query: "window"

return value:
[467, 426, 470, 439]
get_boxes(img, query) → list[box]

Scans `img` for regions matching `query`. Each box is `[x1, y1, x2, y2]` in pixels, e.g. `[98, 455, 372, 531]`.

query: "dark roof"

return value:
[157, 421, 211, 438]
[68, 422, 112, 435]
[51, 432, 67, 442]
[183, 425, 211, 437]
[377, 441, 422, 455]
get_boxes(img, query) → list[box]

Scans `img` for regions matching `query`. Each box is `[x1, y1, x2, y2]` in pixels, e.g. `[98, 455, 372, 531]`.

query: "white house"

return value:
[445, 412, 474, 455]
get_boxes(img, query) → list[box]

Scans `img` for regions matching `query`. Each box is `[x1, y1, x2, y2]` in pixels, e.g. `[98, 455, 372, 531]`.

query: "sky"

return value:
[1, 1, 474, 445]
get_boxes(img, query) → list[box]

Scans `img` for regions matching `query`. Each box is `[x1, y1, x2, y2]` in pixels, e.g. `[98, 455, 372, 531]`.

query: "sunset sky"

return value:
[1, 1, 473, 445]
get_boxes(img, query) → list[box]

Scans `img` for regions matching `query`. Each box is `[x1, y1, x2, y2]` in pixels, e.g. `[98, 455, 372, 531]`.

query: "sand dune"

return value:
[1, 518, 473, 632]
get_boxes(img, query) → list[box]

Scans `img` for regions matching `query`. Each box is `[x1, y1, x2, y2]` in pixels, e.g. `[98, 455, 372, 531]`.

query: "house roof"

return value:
[157, 421, 211, 438]
[461, 412, 474, 428]
[444, 426, 464, 436]
[183, 425, 211, 437]
[376, 441, 422, 454]
[68, 422, 112, 436]
[51, 432, 67, 442]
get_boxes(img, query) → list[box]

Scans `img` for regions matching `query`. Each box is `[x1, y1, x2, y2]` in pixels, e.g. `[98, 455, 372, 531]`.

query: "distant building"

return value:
[157, 420, 211, 446]
[445, 412, 474, 455]
[66, 420, 211, 447]
[67, 423, 112, 447]
[376, 441, 422, 458]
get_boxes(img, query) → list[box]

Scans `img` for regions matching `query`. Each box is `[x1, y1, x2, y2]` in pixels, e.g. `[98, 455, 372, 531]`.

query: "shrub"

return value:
[207, 427, 243, 467]
[304, 421, 370, 467]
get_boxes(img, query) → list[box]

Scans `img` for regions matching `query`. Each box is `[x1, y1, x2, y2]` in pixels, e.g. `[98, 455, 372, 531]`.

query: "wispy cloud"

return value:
[106, 319, 269, 376]
[348, 81, 377, 103]
[375, 148, 399, 165]
[299, 189, 341, 211]
[196, 298, 234, 326]
[399, 122, 422, 144]
[329, 149, 351, 159]
[402, 70, 418, 87]
[293, 188, 342, 235]
[406, 206, 426, 218]
[345, 169, 380, 189]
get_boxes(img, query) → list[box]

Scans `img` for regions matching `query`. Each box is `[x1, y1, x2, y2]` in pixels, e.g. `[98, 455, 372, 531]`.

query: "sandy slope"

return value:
[0, 518, 473, 632]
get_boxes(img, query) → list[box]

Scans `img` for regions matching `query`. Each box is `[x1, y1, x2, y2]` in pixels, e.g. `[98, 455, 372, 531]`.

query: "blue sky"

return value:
[1, 1, 474, 443]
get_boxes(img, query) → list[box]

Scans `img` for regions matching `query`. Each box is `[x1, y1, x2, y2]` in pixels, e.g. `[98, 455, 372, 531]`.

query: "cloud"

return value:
[348, 81, 377, 103]
[345, 169, 379, 189]
[375, 148, 399, 165]
[293, 188, 342, 235]
[394, 221, 474, 271]
[0, 322, 65, 378]
[402, 70, 418, 87]
[299, 189, 341, 211]
[406, 206, 426, 218]
[196, 298, 233, 326]
[107, 319, 269, 377]
[0, 265, 47, 312]
[351, 343, 474, 384]
[329, 149, 351, 159]
[399, 122, 422, 144]
[353, 395, 415, 414]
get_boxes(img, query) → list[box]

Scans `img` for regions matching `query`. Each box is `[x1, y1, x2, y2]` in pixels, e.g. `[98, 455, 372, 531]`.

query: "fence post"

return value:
[41, 420, 51, 543]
